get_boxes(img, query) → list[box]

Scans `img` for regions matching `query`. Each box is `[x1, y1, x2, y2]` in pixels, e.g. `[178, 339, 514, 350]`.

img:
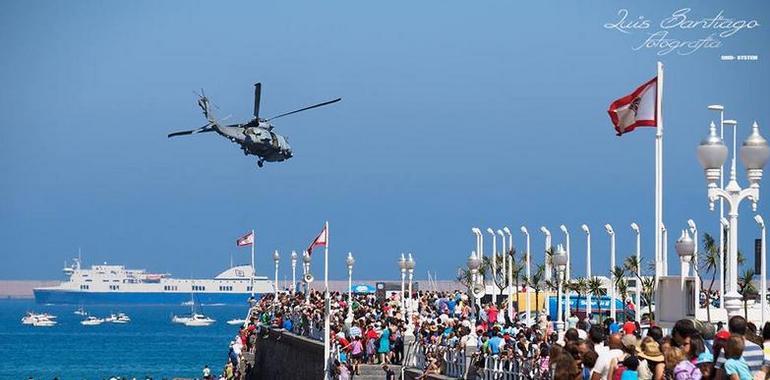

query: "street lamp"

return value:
[552, 244, 568, 333]
[472, 228, 484, 285]
[698, 120, 770, 317]
[559, 225, 571, 317]
[467, 251, 482, 309]
[497, 228, 506, 307]
[346, 252, 355, 323]
[687, 220, 700, 312]
[540, 226, 552, 317]
[675, 230, 695, 281]
[487, 228, 498, 304]
[291, 250, 298, 295]
[303, 251, 312, 304]
[273, 250, 280, 305]
[581, 224, 592, 318]
[630, 223, 641, 322]
[406, 253, 416, 321]
[520, 226, 532, 323]
[399, 253, 407, 320]
[604, 224, 616, 321]
[755, 215, 766, 325]
[502, 227, 513, 318]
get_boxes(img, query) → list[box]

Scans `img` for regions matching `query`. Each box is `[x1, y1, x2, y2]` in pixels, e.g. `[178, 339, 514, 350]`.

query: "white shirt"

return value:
[592, 348, 623, 380]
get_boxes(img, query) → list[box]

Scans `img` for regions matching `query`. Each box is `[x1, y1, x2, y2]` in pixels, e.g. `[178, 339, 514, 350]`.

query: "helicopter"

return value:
[168, 83, 341, 167]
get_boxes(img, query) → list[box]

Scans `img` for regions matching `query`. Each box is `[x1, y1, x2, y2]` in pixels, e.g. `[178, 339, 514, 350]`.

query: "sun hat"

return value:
[621, 334, 638, 349]
[636, 338, 664, 362]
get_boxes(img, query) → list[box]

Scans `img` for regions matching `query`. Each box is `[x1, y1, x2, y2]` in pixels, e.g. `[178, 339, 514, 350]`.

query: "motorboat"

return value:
[226, 318, 247, 326]
[32, 318, 57, 327]
[184, 313, 215, 327]
[74, 306, 87, 316]
[111, 313, 131, 324]
[21, 312, 56, 325]
[80, 316, 105, 326]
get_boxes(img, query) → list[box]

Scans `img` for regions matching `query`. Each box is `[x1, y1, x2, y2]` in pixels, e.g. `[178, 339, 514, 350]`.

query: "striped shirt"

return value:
[706, 338, 766, 373]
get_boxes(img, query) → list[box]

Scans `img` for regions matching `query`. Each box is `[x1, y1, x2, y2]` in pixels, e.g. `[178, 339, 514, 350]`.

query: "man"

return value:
[713, 316, 765, 374]
[488, 331, 505, 356]
[382, 364, 396, 380]
[591, 334, 624, 380]
[589, 325, 608, 354]
[349, 321, 362, 338]
[202, 365, 212, 380]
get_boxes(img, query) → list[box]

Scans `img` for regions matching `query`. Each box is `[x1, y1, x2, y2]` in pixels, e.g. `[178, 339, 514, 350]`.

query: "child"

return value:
[620, 355, 640, 380]
[724, 335, 752, 380]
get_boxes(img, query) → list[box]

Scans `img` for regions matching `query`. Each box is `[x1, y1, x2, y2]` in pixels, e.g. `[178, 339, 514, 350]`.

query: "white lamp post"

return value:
[709, 105, 727, 311]
[497, 228, 506, 307]
[468, 251, 482, 309]
[302, 251, 312, 304]
[487, 228, 498, 304]
[399, 253, 407, 320]
[559, 225, 571, 316]
[581, 224, 592, 318]
[346, 252, 355, 323]
[553, 243, 568, 333]
[687, 220, 700, 311]
[521, 226, 531, 323]
[503, 227, 513, 318]
[604, 224, 616, 321]
[291, 250, 298, 295]
[630, 223, 641, 322]
[698, 120, 770, 318]
[472, 228, 484, 285]
[755, 215, 767, 326]
[406, 253, 415, 321]
[540, 226, 552, 317]
[273, 250, 280, 306]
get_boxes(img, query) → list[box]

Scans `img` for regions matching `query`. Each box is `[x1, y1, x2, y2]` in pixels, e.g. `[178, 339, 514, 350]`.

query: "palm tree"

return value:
[526, 264, 545, 314]
[692, 233, 720, 322]
[567, 277, 588, 317]
[511, 260, 524, 311]
[640, 277, 657, 322]
[610, 266, 626, 317]
[738, 268, 757, 319]
[587, 277, 606, 323]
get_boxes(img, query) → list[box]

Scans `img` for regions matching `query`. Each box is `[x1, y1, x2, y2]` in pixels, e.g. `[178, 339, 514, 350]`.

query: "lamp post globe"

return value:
[697, 122, 729, 184]
[345, 252, 355, 323]
[273, 250, 280, 263]
[346, 252, 356, 269]
[675, 230, 695, 261]
[741, 122, 770, 183]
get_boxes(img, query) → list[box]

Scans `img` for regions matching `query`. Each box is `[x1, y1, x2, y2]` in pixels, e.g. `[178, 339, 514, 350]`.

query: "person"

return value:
[568, 313, 580, 329]
[636, 337, 665, 380]
[762, 322, 770, 362]
[583, 350, 599, 380]
[723, 335, 752, 380]
[378, 323, 392, 364]
[621, 355, 640, 380]
[592, 334, 624, 380]
[202, 364, 212, 380]
[714, 316, 765, 374]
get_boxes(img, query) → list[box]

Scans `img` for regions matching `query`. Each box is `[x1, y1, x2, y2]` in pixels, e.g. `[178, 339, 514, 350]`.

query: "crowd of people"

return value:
[220, 287, 770, 380]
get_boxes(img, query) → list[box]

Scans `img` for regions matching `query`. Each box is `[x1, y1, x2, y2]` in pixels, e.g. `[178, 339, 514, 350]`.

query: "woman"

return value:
[378, 323, 392, 364]
[637, 337, 665, 380]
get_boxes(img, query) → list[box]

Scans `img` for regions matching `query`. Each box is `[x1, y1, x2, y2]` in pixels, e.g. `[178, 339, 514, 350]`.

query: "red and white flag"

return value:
[306, 224, 328, 255]
[607, 77, 658, 136]
[236, 231, 254, 247]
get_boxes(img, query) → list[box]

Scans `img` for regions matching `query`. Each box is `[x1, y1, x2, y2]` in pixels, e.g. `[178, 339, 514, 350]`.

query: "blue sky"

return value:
[0, 1, 768, 281]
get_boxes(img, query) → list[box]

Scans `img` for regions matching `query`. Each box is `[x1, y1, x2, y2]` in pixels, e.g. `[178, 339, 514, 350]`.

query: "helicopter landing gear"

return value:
[257, 160, 264, 168]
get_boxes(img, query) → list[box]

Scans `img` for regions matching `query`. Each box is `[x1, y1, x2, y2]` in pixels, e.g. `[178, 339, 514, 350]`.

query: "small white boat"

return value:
[22, 312, 56, 325]
[80, 316, 105, 326]
[74, 307, 87, 316]
[32, 318, 57, 327]
[184, 313, 215, 327]
[227, 318, 247, 326]
[111, 313, 131, 324]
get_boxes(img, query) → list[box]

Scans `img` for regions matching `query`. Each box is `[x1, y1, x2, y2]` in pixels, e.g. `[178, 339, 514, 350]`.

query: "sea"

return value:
[0, 299, 248, 379]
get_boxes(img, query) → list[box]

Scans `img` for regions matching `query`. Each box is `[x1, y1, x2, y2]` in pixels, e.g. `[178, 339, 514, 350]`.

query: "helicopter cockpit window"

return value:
[270, 132, 280, 148]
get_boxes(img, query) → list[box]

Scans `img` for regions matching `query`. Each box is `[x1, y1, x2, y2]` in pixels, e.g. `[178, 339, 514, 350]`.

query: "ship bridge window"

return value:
[80, 285, 89, 290]
[219, 286, 233, 291]
[85, 279, 92, 282]
[109, 285, 120, 290]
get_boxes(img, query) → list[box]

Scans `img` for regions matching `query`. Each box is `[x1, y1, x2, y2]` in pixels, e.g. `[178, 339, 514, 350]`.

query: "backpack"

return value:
[612, 362, 627, 380]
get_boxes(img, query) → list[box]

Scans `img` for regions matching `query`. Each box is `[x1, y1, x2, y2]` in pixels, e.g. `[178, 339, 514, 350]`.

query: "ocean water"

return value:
[0, 300, 248, 379]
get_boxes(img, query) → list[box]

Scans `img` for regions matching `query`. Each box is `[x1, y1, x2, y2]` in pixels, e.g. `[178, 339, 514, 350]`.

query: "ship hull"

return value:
[33, 289, 260, 305]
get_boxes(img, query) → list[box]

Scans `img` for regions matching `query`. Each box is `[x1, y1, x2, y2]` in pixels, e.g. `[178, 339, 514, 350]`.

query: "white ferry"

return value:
[33, 259, 274, 305]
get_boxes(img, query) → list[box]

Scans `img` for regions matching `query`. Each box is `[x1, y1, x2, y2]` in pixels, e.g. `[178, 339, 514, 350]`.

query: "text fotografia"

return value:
[604, 8, 759, 56]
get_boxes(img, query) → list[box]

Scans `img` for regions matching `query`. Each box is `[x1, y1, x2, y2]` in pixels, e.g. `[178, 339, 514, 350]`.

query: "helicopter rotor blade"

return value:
[266, 98, 341, 121]
[253, 83, 261, 119]
[168, 123, 214, 138]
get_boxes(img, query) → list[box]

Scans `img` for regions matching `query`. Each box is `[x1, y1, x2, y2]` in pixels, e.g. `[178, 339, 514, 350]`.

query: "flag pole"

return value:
[655, 61, 665, 277]
[251, 229, 255, 297]
[323, 221, 330, 380]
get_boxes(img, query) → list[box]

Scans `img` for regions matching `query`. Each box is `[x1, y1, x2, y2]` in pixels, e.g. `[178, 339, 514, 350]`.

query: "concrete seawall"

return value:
[244, 328, 324, 380]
